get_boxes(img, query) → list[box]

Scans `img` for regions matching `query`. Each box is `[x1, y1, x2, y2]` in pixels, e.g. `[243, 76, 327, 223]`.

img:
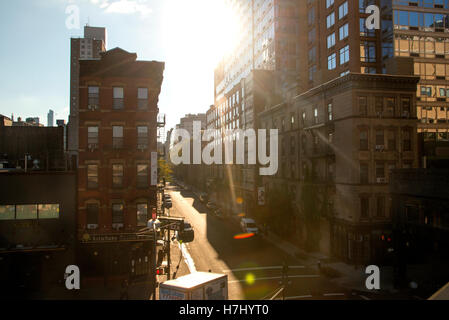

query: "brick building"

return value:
[76, 47, 164, 286]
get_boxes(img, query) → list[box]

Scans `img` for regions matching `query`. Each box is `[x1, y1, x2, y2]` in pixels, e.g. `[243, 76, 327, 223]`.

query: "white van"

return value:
[240, 218, 259, 235]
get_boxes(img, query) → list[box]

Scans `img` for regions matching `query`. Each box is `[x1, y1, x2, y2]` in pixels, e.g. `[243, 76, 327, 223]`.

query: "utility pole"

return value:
[152, 221, 157, 300]
[166, 228, 171, 280]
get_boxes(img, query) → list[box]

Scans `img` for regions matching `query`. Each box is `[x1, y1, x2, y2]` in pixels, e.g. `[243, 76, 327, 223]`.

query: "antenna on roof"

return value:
[86, 16, 90, 27]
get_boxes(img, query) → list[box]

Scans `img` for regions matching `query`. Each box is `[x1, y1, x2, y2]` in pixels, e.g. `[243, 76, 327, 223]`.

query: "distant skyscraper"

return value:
[67, 26, 107, 162]
[47, 109, 54, 127]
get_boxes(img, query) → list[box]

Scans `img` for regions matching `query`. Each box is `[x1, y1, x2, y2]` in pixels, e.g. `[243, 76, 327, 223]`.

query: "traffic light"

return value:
[156, 267, 165, 275]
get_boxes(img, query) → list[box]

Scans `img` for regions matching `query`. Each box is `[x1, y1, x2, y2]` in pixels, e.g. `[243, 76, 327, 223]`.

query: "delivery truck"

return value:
[159, 272, 228, 300]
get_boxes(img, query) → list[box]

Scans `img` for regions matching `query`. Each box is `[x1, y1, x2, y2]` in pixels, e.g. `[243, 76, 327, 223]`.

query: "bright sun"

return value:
[162, 0, 242, 70]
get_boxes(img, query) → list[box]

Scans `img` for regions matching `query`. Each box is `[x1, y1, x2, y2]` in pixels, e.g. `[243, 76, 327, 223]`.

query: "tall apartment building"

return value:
[208, 0, 299, 215]
[68, 26, 107, 163]
[47, 109, 54, 127]
[76, 47, 164, 285]
[387, 0, 449, 138]
[179, 113, 206, 136]
[303, 0, 449, 135]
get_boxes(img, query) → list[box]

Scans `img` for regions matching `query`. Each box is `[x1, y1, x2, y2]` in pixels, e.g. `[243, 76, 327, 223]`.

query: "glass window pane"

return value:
[113, 87, 124, 99]
[113, 126, 123, 137]
[0, 205, 15, 220]
[138, 88, 148, 99]
[16, 205, 37, 220]
[38, 204, 59, 219]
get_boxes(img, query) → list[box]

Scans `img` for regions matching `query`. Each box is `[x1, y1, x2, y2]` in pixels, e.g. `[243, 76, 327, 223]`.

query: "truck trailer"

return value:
[159, 272, 228, 300]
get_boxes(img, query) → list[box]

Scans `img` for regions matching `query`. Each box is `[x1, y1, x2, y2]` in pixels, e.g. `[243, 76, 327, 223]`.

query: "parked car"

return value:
[240, 218, 259, 235]
[177, 222, 194, 243]
[164, 198, 173, 209]
[199, 194, 209, 203]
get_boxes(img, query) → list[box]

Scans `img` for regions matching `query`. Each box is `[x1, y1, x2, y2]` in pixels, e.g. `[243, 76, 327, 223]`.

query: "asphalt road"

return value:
[166, 183, 368, 300]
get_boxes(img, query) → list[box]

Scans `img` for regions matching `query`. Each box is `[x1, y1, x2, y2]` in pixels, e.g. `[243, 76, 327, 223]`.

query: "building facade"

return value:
[259, 73, 420, 264]
[76, 47, 164, 286]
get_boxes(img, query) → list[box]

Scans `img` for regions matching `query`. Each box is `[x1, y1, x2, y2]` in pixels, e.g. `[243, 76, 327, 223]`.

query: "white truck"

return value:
[159, 272, 228, 300]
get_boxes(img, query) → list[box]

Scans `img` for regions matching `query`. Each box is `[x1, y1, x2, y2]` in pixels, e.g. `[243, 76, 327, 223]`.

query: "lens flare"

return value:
[245, 273, 256, 285]
[234, 233, 255, 240]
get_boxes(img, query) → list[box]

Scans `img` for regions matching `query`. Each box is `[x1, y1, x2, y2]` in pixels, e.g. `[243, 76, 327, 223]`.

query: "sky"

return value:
[0, 0, 240, 134]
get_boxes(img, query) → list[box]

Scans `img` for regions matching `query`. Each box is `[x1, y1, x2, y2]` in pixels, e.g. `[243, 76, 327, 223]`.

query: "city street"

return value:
[165, 183, 369, 300]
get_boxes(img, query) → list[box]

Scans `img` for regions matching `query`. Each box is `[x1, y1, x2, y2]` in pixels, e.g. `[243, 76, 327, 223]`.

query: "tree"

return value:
[158, 159, 173, 183]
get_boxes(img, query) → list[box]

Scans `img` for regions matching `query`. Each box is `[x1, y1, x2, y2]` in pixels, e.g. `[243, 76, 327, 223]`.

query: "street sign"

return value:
[158, 217, 184, 232]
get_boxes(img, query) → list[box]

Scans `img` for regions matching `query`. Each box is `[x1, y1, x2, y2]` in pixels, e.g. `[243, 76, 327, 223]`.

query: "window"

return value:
[326, 0, 334, 8]
[137, 164, 148, 188]
[386, 97, 395, 114]
[0, 205, 15, 220]
[301, 111, 306, 125]
[327, 12, 335, 28]
[16, 205, 37, 220]
[403, 129, 411, 151]
[387, 131, 396, 151]
[340, 45, 350, 64]
[314, 107, 318, 124]
[401, 97, 411, 115]
[309, 65, 317, 81]
[38, 204, 59, 219]
[376, 129, 384, 146]
[360, 163, 369, 184]
[421, 86, 432, 97]
[339, 23, 349, 40]
[309, 47, 316, 62]
[113, 126, 124, 149]
[376, 196, 385, 217]
[87, 164, 98, 189]
[360, 197, 369, 219]
[137, 126, 148, 150]
[339, 1, 348, 20]
[360, 41, 377, 62]
[359, 96, 367, 115]
[137, 203, 148, 227]
[138, 88, 148, 110]
[360, 130, 368, 150]
[308, 7, 315, 25]
[112, 164, 124, 188]
[112, 204, 124, 225]
[375, 97, 383, 114]
[327, 103, 333, 121]
[113, 87, 124, 110]
[376, 162, 385, 179]
[328, 53, 337, 70]
[88, 126, 99, 146]
[86, 203, 99, 226]
[88, 86, 99, 107]
[327, 33, 336, 48]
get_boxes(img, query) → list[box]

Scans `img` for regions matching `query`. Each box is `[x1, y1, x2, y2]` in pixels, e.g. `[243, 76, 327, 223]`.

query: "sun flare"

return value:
[162, 0, 242, 70]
